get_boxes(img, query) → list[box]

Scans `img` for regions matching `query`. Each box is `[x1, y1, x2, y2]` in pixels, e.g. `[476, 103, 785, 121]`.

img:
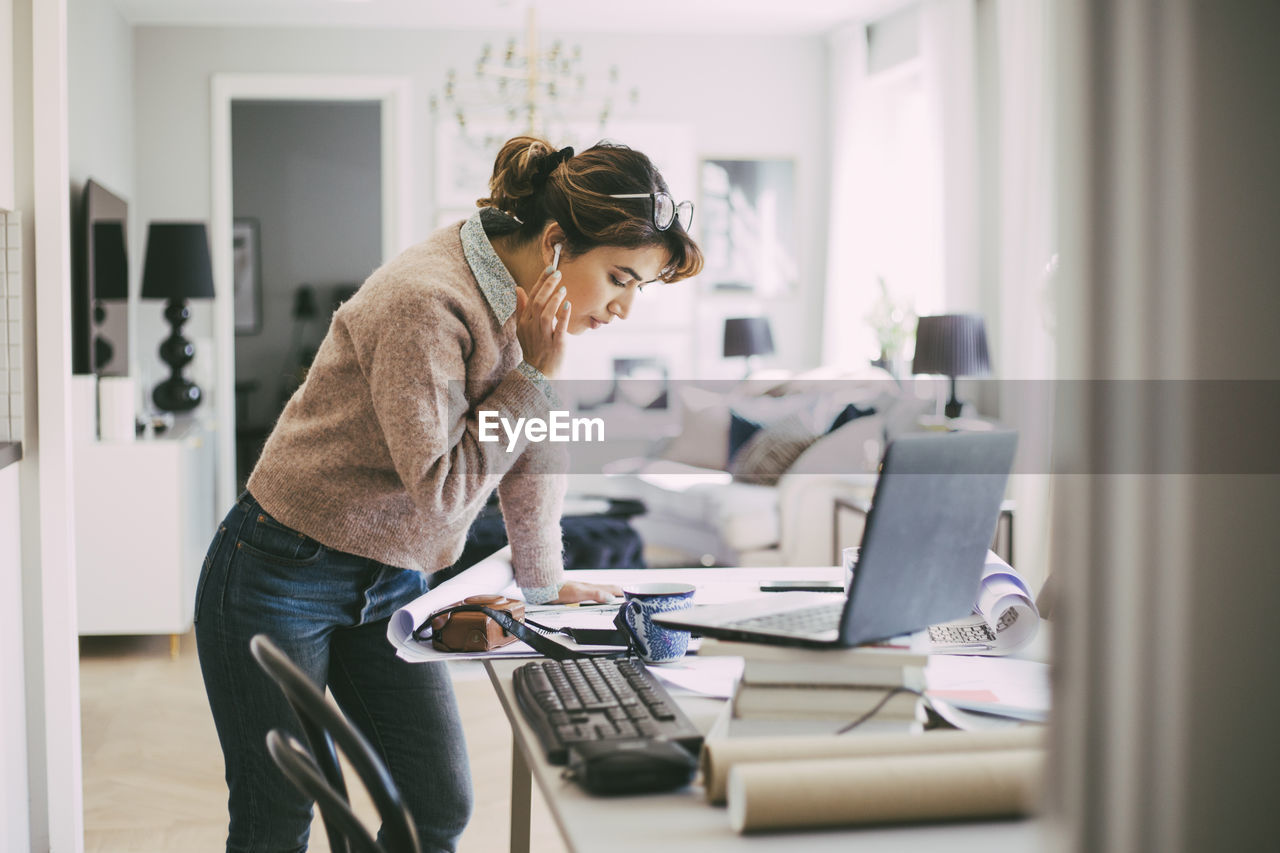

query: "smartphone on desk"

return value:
[759, 580, 845, 593]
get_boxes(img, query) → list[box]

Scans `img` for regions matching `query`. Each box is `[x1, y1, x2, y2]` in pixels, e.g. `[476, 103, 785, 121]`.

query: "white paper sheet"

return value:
[387, 550, 643, 662]
[645, 656, 744, 699]
[924, 655, 1050, 724]
[387, 549, 522, 662]
[927, 554, 1041, 656]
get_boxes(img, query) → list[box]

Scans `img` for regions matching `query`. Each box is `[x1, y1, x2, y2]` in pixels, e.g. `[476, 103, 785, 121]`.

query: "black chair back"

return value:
[249, 634, 421, 853]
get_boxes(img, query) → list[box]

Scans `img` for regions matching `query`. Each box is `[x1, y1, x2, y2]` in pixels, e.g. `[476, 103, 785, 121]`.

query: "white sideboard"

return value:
[74, 420, 216, 642]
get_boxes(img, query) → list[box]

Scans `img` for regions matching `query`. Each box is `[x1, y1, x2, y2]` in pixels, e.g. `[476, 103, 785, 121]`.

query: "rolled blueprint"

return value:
[726, 748, 1044, 833]
[702, 727, 1043, 804]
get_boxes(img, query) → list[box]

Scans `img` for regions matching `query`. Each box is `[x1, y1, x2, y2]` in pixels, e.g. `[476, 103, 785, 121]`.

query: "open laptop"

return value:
[653, 430, 1018, 649]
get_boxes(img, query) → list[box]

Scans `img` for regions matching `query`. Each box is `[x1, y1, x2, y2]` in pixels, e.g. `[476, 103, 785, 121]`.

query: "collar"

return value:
[460, 208, 520, 324]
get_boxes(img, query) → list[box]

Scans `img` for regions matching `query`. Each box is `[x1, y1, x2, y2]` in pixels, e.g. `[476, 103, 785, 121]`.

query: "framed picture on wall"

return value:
[612, 356, 670, 410]
[232, 218, 262, 335]
[435, 122, 512, 209]
[698, 158, 799, 297]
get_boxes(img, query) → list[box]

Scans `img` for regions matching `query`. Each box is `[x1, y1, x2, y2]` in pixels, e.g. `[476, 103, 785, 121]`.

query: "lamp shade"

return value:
[140, 222, 215, 300]
[912, 314, 991, 377]
[91, 221, 129, 300]
[723, 317, 775, 358]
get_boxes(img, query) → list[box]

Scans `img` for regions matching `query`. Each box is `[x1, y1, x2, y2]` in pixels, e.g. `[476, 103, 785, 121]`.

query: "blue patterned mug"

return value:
[614, 582, 696, 664]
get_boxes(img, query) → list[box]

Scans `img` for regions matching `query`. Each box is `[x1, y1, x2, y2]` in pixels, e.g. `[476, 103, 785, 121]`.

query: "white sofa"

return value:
[576, 368, 929, 568]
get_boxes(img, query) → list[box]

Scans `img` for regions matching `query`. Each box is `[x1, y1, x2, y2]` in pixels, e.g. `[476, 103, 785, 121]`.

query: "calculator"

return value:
[927, 620, 997, 648]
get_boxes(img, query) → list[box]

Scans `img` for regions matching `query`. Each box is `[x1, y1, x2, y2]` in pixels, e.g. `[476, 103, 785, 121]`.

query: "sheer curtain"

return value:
[822, 21, 880, 368]
[823, 0, 1056, 587]
[990, 0, 1056, 592]
[822, 14, 945, 371]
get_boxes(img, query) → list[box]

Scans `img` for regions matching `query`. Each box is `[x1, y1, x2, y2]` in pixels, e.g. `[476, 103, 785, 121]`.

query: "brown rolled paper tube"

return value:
[701, 727, 1043, 805]
[726, 748, 1044, 833]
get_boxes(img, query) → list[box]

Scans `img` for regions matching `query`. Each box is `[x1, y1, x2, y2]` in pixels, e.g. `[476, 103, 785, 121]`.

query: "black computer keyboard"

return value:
[513, 658, 704, 765]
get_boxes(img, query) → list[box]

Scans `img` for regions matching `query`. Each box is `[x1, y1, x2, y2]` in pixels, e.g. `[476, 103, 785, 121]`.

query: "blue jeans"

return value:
[195, 492, 473, 853]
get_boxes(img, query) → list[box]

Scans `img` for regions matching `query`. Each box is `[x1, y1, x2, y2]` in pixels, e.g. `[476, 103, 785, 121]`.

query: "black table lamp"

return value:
[91, 221, 128, 372]
[912, 314, 991, 418]
[723, 317, 774, 378]
[141, 222, 216, 412]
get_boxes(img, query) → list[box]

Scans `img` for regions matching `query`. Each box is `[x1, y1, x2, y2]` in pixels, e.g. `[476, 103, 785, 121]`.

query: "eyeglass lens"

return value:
[651, 193, 693, 231]
[653, 193, 676, 230]
[675, 200, 694, 231]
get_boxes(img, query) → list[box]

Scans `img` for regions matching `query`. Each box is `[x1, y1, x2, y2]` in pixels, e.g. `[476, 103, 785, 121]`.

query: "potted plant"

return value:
[865, 276, 916, 379]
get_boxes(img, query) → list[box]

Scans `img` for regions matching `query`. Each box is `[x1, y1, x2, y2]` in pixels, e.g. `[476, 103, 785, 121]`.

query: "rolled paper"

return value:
[702, 727, 1043, 804]
[726, 748, 1044, 833]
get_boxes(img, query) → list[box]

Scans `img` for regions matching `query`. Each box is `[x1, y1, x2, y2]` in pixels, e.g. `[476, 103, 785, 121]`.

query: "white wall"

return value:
[129, 25, 831, 392]
[0, 462, 29, 853]
[0, 0, 13, 210]
[68, 0, 132, 195]
[67, 0, 135, 410]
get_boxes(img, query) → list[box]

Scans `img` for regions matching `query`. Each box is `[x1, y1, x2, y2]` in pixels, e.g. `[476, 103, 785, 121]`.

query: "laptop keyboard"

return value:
[726, 601, 844, 635]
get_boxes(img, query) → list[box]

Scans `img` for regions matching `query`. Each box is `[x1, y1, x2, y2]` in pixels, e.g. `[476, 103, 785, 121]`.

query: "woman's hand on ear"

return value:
[514, 263, 569, 378]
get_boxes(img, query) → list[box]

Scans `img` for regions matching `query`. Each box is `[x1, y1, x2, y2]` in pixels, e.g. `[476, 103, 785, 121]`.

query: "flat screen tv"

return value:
[73, 179, 130, 376]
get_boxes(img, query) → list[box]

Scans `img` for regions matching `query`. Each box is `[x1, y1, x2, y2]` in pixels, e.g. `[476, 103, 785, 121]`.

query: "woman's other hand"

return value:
[514, 264, 570, 378]
[551, 580, 623, 605]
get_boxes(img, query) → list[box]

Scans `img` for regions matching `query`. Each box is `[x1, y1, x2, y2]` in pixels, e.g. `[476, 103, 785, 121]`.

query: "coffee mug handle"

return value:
[613, 600, 647, 658]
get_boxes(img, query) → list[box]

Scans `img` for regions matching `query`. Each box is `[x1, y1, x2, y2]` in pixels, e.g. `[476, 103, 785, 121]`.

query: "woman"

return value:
[194, 135, 703, 852]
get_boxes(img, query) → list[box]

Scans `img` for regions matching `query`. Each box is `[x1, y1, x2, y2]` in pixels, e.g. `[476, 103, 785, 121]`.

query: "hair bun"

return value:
[532, 146, 575, 189]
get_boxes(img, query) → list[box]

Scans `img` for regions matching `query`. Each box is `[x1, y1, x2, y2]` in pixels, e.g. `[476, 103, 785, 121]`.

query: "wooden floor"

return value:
[79, 631, 568, 853]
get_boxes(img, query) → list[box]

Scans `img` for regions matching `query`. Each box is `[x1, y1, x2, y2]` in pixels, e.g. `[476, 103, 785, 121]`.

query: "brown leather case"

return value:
[430, 594, 526, 653]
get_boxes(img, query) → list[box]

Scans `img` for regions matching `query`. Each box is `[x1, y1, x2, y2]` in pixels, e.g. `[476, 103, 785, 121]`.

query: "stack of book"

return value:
[699, 638, 929, 722]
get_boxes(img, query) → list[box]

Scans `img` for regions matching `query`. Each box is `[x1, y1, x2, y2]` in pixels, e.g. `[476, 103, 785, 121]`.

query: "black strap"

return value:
[413, 603, 629, 661]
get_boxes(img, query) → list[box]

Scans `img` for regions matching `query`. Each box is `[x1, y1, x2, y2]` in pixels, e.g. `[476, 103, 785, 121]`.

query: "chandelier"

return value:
[429, 5, 638, 147]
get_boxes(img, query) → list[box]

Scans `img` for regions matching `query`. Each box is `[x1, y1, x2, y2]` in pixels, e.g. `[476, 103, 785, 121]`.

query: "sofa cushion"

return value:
[785, 413, 886, 477]
[661, 387, 827, 471]
[728, 411, 823, 486]
[659, 387, 732, 469]
[706, 481, 781, 551]
[601, 457, 780, 552]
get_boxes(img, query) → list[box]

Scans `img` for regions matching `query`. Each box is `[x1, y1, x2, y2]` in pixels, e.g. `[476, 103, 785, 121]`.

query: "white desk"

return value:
[482, 567, 1046, 853]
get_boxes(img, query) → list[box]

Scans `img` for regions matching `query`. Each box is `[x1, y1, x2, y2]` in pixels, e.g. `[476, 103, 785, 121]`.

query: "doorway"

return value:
[210, 75, 412, 511]
[230, 100, 381, 488]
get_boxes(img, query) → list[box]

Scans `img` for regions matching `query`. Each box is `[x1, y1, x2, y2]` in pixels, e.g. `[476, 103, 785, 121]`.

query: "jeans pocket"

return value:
[193, 523, 228, 624]
[240, 509, 325, 566]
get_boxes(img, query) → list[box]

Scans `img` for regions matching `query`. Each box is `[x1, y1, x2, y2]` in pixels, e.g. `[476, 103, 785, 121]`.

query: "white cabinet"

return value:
[74, 421, 216, 637]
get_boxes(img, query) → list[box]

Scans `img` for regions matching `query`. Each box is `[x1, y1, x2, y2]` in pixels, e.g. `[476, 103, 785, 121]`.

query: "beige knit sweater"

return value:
[248, 216, 567, 599]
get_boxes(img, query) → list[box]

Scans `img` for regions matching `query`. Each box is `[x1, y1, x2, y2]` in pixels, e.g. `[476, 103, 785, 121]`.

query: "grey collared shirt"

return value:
[460, 209, 559, 408]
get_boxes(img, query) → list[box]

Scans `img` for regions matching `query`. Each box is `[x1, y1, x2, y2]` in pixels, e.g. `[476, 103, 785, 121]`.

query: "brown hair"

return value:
[477, 135, 704, 283]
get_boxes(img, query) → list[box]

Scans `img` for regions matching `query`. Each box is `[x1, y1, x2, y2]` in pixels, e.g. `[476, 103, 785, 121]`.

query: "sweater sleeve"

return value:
[498, 433, 568, 599]
[344, 279, 559, 527]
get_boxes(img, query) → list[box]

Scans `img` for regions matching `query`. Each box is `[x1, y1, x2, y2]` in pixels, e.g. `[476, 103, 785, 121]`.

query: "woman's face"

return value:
[556, 243, 669, 335]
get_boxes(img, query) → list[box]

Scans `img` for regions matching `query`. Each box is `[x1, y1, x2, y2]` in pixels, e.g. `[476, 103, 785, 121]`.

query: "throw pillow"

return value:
[728, 410, 764, 463]
[728, 412, 822, 486]
[828, 402, 876, 433]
